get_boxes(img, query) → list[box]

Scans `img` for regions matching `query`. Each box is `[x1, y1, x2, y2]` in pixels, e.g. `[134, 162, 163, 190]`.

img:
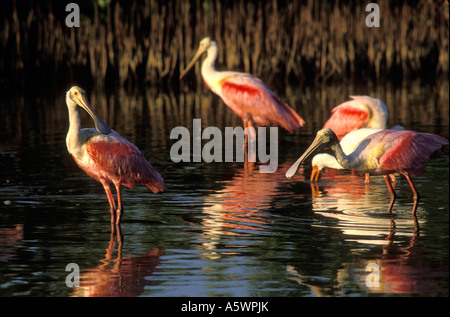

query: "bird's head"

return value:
[66, 86, 86, 105]
[199, 37, 212, 51]
[179, 37, 216, 80]
[286, 128, 339, 179]
[314, 128, 339, 147]
[66, 86, 111, 135]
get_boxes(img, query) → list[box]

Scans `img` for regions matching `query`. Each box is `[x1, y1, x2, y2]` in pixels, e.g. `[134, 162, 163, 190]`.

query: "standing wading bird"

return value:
[311, 127, 402, 183]
[286, 128, 448, 215]
[311, 128, 383, 182]
[179, 37, 305, 136]
[65, 86, 164, 225]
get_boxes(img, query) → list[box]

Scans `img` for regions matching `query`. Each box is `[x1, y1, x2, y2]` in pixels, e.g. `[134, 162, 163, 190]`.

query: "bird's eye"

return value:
[74, 91, 78, 95]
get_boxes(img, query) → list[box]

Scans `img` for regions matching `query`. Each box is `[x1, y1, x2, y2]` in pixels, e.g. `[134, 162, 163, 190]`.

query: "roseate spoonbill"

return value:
[179, 37, 305, 134]
[323, 95, 388, 140]
[311, 128, 382, 181]
[65, 86, 164, 225]
[286, 128, 448, 215]
[311, 128, 398, 183]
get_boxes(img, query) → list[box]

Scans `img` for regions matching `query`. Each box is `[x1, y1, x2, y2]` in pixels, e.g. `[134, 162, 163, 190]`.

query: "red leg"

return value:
[384, 175, 396, 213]
[100, 180, 116, 224]
[114, 182, 124, 225]
[404, 173, 420, 216]
[389, 174, 397, 183]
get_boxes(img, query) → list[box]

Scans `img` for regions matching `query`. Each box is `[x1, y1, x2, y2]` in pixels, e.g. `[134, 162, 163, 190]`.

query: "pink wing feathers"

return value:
[219, 74, 305, 132]
[378, 130, 448, 177]
[85, 136, 164, 193]
[323, 102, 370, 140]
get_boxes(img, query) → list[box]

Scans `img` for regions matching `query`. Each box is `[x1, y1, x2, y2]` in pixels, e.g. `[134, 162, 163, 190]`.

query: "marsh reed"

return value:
[1, 0, 448, 88]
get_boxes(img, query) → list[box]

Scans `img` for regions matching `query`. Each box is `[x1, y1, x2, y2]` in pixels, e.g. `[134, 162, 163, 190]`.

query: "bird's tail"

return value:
[281, 103, 306, 132]
[272, 95, 306, 132]
[144, 169, 165, 193]
[431, 149, 448, 158]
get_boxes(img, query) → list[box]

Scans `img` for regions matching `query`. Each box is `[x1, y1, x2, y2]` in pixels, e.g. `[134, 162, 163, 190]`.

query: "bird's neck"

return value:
[67, 104, 81, 135]
[66, 104, 87, 156]
[201, 45, 220, 88]
[201, 45, 218, 72]
[331, 143, 358, 170]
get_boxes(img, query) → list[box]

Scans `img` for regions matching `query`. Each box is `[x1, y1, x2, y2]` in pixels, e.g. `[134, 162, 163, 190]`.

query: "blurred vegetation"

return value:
[0, 0, 448, 89]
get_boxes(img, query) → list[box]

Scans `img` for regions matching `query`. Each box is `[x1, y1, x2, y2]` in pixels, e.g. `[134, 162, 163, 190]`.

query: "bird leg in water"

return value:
[384, 175, 396, 213]
[101, 180, 117, 224]
[114, 181, 124, 225]
[404, 173, 420, 216]
[368, 173, 397, 184]
[110, 222, 123, 245]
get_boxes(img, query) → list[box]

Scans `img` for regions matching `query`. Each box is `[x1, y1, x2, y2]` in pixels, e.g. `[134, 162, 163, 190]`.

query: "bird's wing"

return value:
[323, 100, 370, 139]
[86, 134, 164, 192]
[378, 130, 448, 177]
[340, 128, 381, 154]
[219, 74, 305, 131]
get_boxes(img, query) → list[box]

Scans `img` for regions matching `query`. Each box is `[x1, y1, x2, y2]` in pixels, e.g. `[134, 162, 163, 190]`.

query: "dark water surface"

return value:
[0, 79, 448, 297]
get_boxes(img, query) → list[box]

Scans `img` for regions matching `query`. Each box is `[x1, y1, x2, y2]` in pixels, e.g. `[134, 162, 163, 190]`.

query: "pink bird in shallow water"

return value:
[179, 37, 305, 133]
[65, 86, 164, 225]
[286, 128, 448, 215]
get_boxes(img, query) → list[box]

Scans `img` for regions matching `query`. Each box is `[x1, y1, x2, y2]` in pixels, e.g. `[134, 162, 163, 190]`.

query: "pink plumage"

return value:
[179, 37, 306, 133]
[85, 138, 164, 193]
[323, 106, 369, 140]
[70, 133, 164, 225]
[376, 130, 448, 177]
[219, 75, 305, 132]
[323, 96, 388, 140]
[286, 126, 448, 216]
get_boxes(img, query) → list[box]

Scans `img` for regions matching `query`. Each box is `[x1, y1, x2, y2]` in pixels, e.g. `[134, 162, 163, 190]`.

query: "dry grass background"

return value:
[0, 0, 448, 88]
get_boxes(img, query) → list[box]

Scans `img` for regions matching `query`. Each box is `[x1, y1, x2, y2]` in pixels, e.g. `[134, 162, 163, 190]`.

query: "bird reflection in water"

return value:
[72, 226, 163, 297]
[199, 161, 301, 258]
[373, 220, 446, 294]
[309, 169, 422, 233]
[286, 169, 447, 295]
[287, 215, 447, 296]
